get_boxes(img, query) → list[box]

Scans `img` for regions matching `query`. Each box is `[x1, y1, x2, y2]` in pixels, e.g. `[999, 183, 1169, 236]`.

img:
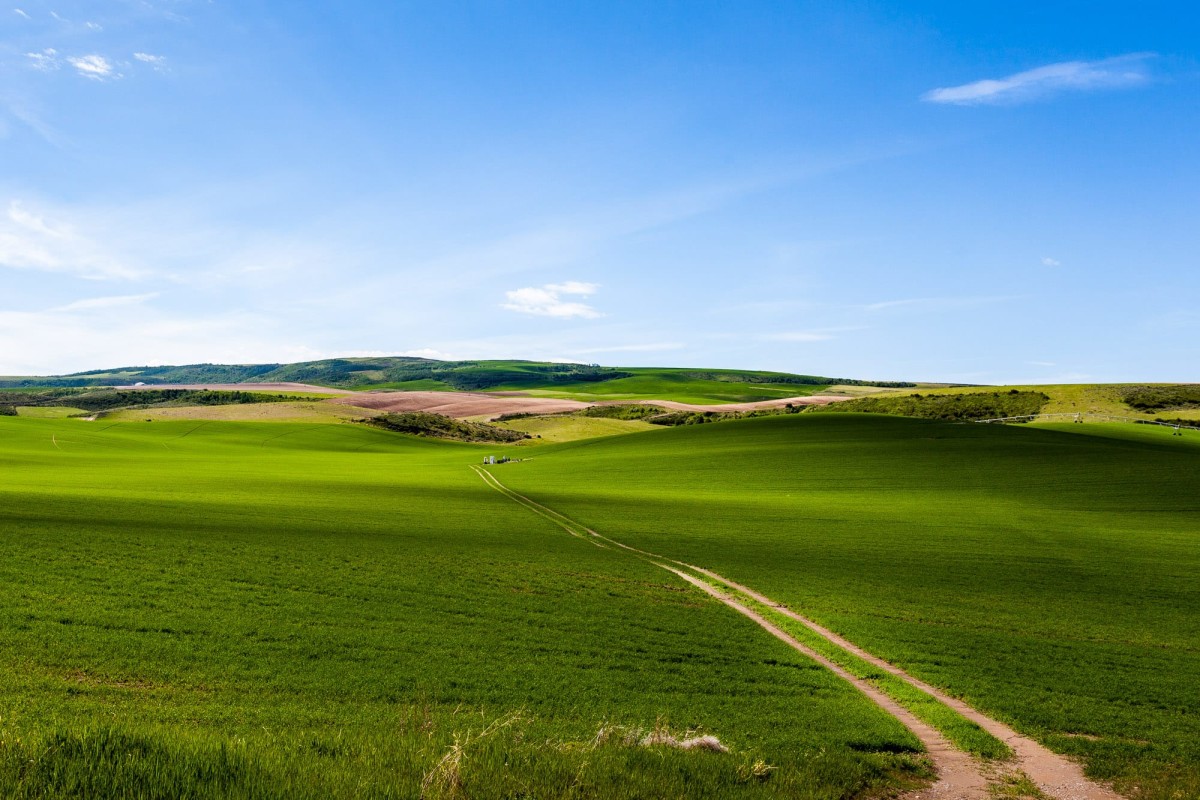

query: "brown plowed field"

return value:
[333, 391, 849, 420]
[331, 391, 591, 419]
[642, 395, 849, 413]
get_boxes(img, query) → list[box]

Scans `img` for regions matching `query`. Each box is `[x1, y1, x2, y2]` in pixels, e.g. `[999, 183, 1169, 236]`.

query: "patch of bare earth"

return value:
[331, 391, 590, 419]
[114, 402, 379, 423]
[333, 391, 852, 420]
[626, 394, 850, 413]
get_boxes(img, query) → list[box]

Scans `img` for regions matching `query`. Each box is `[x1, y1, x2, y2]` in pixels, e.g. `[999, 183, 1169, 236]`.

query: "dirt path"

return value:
[666, 566, 991, 798]
[681, 568, 1125, 800]
[471, 466, 1127, 800]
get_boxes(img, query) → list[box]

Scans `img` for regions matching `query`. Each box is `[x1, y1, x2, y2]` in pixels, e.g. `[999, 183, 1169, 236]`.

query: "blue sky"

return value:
[1, 1, 1197, 382]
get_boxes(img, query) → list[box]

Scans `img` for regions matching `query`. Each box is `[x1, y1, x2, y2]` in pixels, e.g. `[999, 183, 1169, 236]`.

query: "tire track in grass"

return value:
[666, 565, 991, 798]
[473, 466, 990, 798]
[473, 465, 1127, 800]
[682, 568, 1126, 799]
[470, 466, 604, 548]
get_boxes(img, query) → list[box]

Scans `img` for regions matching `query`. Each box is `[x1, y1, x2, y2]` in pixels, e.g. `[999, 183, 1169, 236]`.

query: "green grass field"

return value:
[491, 413, 657, 442]
[0, 416, 932, 799]
[487, 369, 833, 404]
[2, 410, 1197, 798]
[493, 414, 1200, 800]
[874, 383, 1200, 422]
[372, 369, 836, 404]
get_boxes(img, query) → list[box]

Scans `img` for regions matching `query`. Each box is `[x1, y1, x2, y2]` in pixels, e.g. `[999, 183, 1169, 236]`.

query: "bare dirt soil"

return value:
[333, 391, 849, 420]
[639, 395, 849, 413]
[332, 391, 591, 418]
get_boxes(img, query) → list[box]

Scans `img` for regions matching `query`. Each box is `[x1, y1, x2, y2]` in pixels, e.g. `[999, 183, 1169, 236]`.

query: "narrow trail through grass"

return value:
[472, 465, 1127, 800]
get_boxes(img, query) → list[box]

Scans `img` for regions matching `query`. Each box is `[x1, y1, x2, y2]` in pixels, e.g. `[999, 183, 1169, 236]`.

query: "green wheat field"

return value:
[1, 398, 1197, 798]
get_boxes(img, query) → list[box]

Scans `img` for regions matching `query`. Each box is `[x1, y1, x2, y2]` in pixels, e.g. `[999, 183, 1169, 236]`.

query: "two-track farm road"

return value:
[472, 466, 1126, 800]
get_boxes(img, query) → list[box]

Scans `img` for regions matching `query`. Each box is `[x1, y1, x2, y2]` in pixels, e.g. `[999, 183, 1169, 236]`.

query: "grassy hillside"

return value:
[808, 390, 1050, 421]
[6, 407, 1195, 797]
[0, 358, 915, 402]
[495, 415, 1200, 800]
[3, 388, 311, 414]
[496, 369, 830, 403]
[872, 383, 1200, 423]
[491, 413, 657, 443]
[0, 416, 935, 799]
[367, 411, 530, 442]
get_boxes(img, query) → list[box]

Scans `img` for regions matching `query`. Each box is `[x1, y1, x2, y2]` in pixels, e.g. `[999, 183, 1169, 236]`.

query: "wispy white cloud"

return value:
[85, 21, 102, 31]
[502, 281, 602, 318]
[862, 296, 1017, 312]
[923, 54, 1153, 106]
[68, 54, 116, 80]
[25, 48, 60, 71]
[402, 160, 880, 289]
[13, 7, 29, 19]
[50, 293, 159, 312]
[4, 102, 67, 146]
[1041, 256, 1061, 267]
[761, 330, 835, 342]
[398, 347, 460, 360]
[568, 342, 684, 355]
[0, 201, 144, 279]
[0, 306, 326, 376]
[133, 52, 165, 64]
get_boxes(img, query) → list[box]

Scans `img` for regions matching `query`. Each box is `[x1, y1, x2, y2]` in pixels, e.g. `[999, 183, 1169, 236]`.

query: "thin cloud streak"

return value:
[923, 54, 1154, 105]
[0, 200, 144, 279]
[861, 295, 1019, 312]
[50, 292, 159, 312]
[761, 331, 835, 343]
[568, 342, 684, 355]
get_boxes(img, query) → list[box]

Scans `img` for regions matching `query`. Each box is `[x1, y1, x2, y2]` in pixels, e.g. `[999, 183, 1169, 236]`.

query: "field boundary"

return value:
[472, 465, 1127, 800]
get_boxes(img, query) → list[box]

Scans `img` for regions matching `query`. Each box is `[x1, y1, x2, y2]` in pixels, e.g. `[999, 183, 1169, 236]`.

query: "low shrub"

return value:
[368, 412, 529, 443]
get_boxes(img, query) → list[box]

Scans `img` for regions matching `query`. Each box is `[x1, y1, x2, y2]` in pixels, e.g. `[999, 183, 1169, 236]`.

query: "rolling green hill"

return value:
[0, 357, 916, 401]
[3, 404, 1197, 798]
[0, 415, 932, 800]
[872, 383, 1200, 423]
[494, 414, 1200, 800]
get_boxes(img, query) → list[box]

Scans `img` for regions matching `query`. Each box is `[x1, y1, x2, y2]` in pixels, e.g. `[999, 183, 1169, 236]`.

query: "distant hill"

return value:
[0, 357, 916, 395]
